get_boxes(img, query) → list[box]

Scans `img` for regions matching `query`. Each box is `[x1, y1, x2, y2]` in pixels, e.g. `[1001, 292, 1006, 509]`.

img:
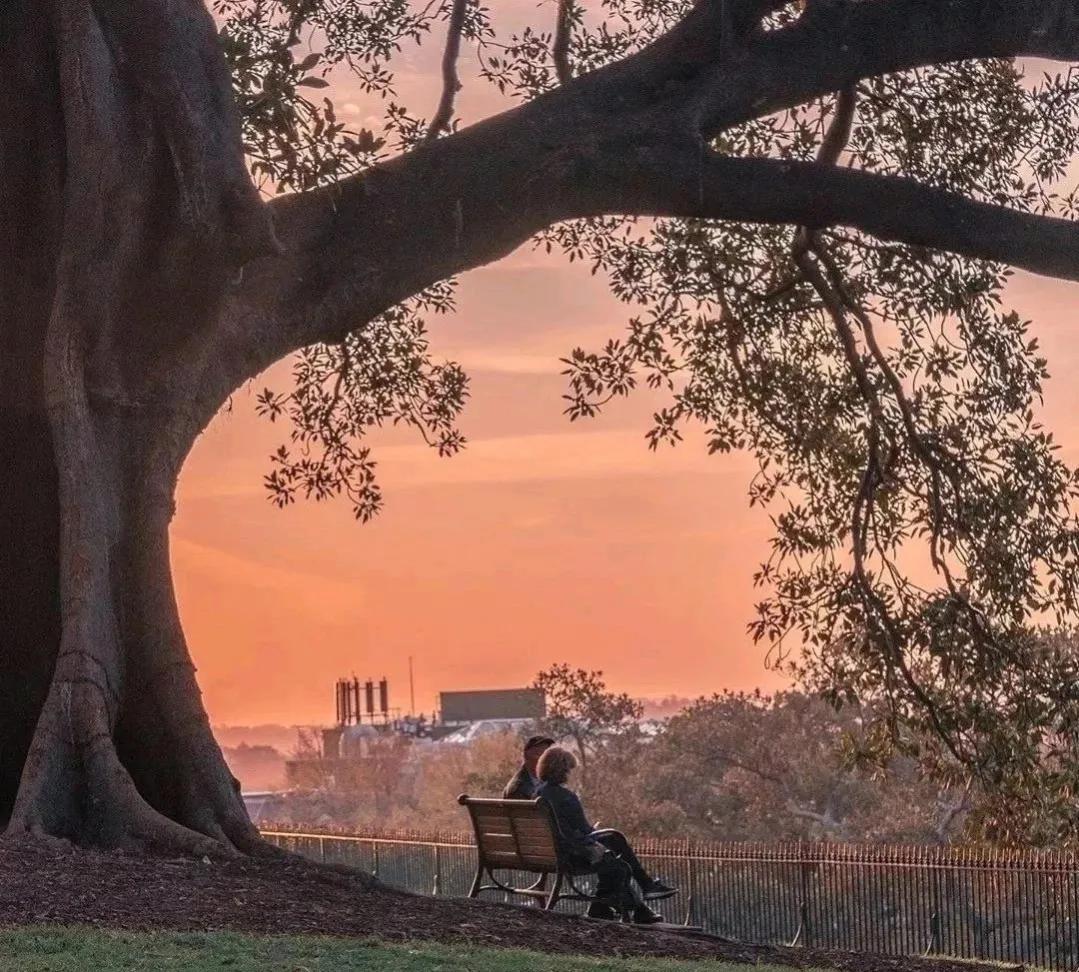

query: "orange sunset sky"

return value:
[173, 9, 1079, 728]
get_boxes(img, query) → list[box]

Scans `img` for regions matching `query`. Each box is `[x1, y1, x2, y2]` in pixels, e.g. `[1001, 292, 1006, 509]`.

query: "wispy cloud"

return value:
[375, 428, 754, 489]
[445, 349, 562, 375]
[181, 427, 753, 502]
[172, 537, 367, 610]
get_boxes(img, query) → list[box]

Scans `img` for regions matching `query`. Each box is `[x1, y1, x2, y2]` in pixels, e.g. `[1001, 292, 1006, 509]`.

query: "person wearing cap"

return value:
[502, 735, 554, 800]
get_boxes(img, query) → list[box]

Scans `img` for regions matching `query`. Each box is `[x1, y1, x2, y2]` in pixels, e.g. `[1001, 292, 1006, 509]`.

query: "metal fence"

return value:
[261, 826, 1079, 970]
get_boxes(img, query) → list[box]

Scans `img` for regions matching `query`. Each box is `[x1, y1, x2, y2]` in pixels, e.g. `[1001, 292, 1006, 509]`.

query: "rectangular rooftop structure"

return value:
[440, 688, 546, 723]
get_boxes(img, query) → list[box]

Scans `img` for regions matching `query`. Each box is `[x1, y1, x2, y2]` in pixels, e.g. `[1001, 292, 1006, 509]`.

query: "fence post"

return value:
[372, 842, 380, 878]
[319, 836, 326, 863]
[432, 845, 443, 896]
[799, 858, 814, 949]
[925, 911, 942, 957]
[683, 857, 699, 927]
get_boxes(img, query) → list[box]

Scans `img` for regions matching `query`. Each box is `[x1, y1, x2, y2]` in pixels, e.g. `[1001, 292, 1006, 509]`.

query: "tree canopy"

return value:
[210, 1, 1079, 842]
[533, 664, 644, 773]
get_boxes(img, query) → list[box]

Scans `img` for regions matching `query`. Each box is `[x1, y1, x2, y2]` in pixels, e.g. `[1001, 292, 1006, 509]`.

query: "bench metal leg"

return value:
[467, 864, 484, 899]
[531, 873, 547, 907]
[544, 872, 564, 910]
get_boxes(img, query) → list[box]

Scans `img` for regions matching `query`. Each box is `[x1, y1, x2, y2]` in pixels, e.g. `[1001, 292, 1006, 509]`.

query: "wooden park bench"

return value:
[458, 794, 596, 911]
[457, 794, 702, 932]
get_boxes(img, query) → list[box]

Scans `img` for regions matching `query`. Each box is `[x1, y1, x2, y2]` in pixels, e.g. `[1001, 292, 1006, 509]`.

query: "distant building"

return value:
[278, 683, 547, 789]
[439, 688, 546, 724]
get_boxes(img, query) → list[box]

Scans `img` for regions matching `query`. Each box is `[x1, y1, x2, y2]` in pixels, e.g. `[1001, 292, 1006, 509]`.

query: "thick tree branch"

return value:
[647, 0, 787, 69]
[601, 151, 1079, 282]
[197, 137, 1079, 472]
[683, 0, 1079, 134]
[182, 0, 1079, 461]
[191, 141, 1079, 467]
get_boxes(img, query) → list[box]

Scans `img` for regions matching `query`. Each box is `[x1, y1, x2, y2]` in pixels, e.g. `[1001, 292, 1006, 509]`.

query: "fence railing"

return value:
[261, 825, 1079, 970]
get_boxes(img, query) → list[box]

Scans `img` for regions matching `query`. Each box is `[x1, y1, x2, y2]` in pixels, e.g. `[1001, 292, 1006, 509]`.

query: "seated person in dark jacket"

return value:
[502, 735, 554, 800]
[535, 745, 677, 923]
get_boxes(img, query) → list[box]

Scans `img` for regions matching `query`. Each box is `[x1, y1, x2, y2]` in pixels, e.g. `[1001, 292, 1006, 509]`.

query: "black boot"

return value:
[633, 904, 665, 925]
[585, 902, 617, 920]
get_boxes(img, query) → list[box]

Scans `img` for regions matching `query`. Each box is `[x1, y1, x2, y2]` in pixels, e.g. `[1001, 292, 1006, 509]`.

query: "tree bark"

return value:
[1, 0, 274, 851]
[0, 0, 66, 825]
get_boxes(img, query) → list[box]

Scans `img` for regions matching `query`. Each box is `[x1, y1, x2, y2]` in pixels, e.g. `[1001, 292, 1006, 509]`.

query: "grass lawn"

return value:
[0, 927, 812, 972]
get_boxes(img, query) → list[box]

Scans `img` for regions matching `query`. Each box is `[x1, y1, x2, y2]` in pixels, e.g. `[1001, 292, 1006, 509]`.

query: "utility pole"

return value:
[409, 656, 416, 716]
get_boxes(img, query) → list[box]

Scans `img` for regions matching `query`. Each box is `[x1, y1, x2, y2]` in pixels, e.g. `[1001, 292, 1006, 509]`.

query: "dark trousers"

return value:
[590, 849, 633, 900]
[591, 829, 650, 887]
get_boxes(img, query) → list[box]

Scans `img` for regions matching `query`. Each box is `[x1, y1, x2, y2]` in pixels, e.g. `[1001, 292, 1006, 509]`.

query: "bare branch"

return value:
[816, 84, 856, 167]
[785, 800, 843, 834]
[425, 0, 469, 142]
[794, 241, 881, 425]
[552, 0, 575, 86]
[934, 780, 973, 843]
[712, 748, 788, 788]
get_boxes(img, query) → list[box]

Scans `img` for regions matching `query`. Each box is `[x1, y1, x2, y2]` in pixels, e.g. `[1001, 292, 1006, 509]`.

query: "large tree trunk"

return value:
[0, 0, 276, 852]
[0, 0, 66, 826]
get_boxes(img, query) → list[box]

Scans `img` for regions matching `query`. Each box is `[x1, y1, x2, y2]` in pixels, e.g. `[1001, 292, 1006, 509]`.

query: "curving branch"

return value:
[191, 0, 1079, 448]
[816, 84, 856, 167]
[597, 150, 1079, 283]
[686, 0, 1079, 134]
[780, 83, 971, 769]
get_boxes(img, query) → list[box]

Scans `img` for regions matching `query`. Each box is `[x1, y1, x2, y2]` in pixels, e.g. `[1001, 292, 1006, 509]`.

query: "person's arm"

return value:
[502, 767, 531, 800]
[563, 790, 598, 844]
[541, 788, 590, 854]
[563, 792, 608, 864]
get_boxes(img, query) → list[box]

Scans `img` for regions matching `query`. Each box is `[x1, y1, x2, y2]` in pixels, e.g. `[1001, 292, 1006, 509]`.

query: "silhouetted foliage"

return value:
[532, 664, 643, 774]
[214, 3, 1079, 839]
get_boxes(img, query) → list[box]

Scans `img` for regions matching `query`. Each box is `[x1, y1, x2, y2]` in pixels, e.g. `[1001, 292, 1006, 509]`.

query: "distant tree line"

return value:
[255, 663, 991, 845]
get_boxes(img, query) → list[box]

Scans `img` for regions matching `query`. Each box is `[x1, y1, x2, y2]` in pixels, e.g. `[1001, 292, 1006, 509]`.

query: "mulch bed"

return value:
[0, 838, 1012, 971]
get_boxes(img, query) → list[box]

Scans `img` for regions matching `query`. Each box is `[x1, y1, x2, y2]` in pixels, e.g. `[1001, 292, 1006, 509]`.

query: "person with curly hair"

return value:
[536, 745, 677, 922]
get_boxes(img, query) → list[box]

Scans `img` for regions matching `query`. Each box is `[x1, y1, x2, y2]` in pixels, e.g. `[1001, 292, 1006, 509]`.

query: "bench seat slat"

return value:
[474, 820, 513, 831]
[477, 833, 519, 855]
[483, 849, 526, 862]
[513, 834, 558, 849]
[509, 818, 557, 838]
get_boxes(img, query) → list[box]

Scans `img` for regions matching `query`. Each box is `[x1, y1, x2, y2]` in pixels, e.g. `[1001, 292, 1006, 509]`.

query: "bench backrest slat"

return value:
[459, 795, 561, 871]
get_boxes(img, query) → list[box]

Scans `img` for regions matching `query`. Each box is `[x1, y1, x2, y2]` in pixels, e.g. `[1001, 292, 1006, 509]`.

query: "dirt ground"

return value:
[0, 839, 1013, 971]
